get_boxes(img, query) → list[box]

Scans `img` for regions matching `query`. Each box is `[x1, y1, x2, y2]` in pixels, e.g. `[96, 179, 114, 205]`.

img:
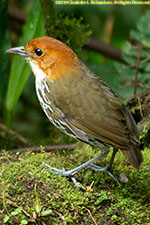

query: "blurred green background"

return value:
[1, 0, 150, 146]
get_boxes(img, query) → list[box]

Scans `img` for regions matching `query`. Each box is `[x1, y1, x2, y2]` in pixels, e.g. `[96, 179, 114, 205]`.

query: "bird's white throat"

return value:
[29, 60, 47, 81]
[28, 60, 48, 105]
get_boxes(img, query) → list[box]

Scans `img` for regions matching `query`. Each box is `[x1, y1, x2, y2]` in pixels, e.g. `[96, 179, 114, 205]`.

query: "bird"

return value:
[7, 36, 143, 185]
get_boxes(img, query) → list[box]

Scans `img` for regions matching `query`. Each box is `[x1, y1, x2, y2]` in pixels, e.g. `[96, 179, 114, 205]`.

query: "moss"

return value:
[0, 144, 150, 224]
[126, 92, 150, 149]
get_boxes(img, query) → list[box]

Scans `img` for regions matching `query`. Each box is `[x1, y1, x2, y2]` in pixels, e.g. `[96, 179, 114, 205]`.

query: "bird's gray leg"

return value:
[88, 148, 119, 185]
[108, 148, 118, 170]
[42, 150, 109, 177]
[42, 149, 119, 186]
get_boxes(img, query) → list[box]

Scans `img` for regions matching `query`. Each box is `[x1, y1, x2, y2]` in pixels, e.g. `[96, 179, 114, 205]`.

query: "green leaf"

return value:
[11, 207, 22, 216]
[122, 42, 138, 65]
[21, 219, 28, 225]
[114, 11, 150, 98]
[34, 183, 42, 214]
[41, 209, 52, 216]
[11, 210, 19, 216]
[0, 0, 10, 106]
[35, 204, 42, 214]
[6, 0, 45, 114]
[130, 10, 150, 48]
[3, 215, 10, 223]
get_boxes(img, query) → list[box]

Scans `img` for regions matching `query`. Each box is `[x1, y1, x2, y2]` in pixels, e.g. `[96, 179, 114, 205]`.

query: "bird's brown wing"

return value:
[48, 72, 136, 149]
[64, 116, 129, 149]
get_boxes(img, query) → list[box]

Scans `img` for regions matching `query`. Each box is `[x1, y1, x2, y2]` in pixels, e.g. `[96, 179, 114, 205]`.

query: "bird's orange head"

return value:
[7, 36, 83, 81]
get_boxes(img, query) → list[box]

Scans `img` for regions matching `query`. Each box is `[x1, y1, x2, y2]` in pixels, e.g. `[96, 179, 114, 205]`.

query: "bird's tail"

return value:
[121, 106, 143, 169]
[122, 144, 143, 169]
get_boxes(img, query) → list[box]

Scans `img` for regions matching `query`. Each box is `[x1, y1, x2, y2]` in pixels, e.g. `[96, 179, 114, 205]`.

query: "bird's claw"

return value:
[88, 163, 108, 172]
[89, 163, 120, 186]
[42, 162, 85, 188]
[42, 162, 68, 176]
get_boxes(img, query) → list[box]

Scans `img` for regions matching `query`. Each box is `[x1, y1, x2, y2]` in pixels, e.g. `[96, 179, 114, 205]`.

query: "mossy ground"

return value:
[0, 143, 150, 225]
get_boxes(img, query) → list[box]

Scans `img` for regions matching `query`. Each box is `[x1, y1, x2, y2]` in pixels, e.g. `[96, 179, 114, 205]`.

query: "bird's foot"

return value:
[88, 163, 120, 186]
[42, 150, 109, 177]
[41, 150, 119, 188]
[42, 162, 85, 189]
[42, 162, 79, 176]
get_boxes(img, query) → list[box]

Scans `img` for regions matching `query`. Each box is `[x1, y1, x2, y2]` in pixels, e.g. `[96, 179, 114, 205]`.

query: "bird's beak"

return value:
[6, 46, 29, 57]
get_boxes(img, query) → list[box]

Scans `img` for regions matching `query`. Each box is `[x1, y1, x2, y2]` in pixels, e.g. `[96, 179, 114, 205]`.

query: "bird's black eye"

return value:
[35, 48, 43, 57]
